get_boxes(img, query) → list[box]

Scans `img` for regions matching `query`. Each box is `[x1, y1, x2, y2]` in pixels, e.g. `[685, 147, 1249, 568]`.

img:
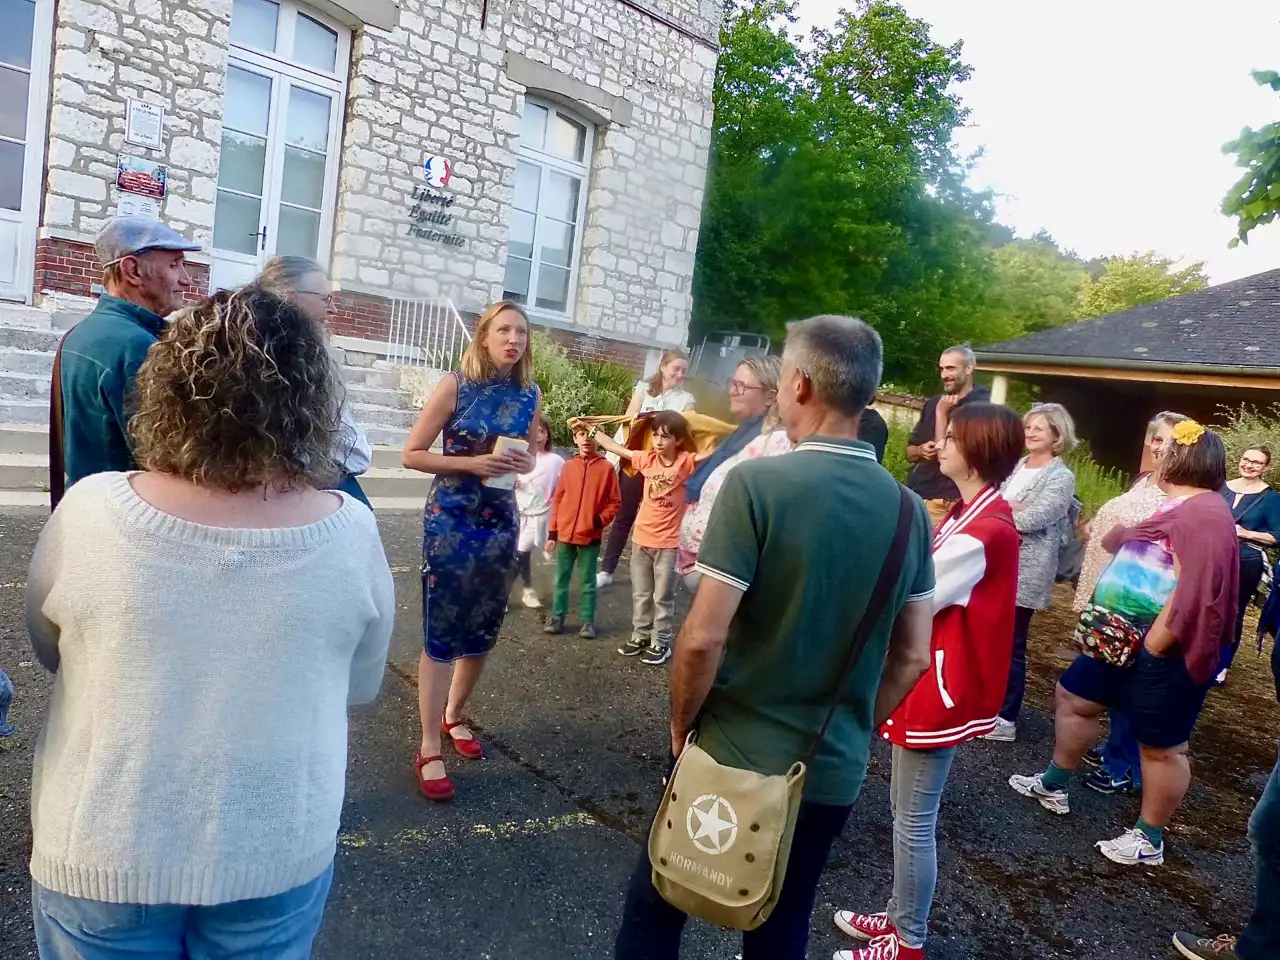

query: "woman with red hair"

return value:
[833, 402, 1025, 960]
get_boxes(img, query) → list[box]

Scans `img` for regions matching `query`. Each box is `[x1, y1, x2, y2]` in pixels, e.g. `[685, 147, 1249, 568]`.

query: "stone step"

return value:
[0, 303, 55, 330]
[339, 364, 401, 390]
[350, 401, 415, 431]
[355, 466, 432, 500]
[0, 347, 55, 377]
[0, 369, 50, 399]
[343, 383, 414, 410]
[0, 325, 61, 352]
[364, 424, 408, 446]
[0, 453, 47, 490]
[0, 399, 49, 424]
[0, 423, 49, 455]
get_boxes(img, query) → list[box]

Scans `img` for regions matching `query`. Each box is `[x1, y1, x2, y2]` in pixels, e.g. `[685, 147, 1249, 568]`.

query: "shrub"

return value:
[530, 333, 641, 445]
[1065, 440, 1130, 519]
[580, 359, 636, 420]
[883, 418, 912, 484]
[1213, 403, 1280, 485]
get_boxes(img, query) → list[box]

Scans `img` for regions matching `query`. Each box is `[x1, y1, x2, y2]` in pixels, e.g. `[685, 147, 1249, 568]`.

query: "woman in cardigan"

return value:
[25, 288, 395, 956]
[984, 402, 1078, 743]
[1073, 411, 1187, 794]
[1010, 422, 1238, 867]
[1217, 444, 1280, 683]
[832, 403, 1024, 960]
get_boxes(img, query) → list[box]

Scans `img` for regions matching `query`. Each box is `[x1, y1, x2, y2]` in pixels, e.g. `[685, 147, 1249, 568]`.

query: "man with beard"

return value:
[905, 346, 989, 528]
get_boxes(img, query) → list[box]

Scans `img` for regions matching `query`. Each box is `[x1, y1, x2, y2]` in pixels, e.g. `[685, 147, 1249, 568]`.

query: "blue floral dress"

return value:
[423, 372, 538, 662]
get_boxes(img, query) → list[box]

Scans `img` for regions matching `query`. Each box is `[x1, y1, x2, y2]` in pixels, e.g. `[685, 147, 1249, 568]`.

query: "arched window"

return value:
[211, 0, 350, 291]
[503, 97, 594, 317]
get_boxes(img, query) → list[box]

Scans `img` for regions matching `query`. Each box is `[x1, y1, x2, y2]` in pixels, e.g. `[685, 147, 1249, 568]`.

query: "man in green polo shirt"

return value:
[615, 315, 936, 960]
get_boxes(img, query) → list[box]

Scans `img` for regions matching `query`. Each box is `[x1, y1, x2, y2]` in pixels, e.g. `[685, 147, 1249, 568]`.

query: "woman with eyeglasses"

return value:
[675, 355, 789, 591]
[984, 402, 1078, 744]
[254, 256, 374, 507]
[1217, 444, 1280, 684]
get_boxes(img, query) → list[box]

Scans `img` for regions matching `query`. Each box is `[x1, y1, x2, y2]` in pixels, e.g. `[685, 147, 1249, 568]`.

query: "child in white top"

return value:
[515, 416, 565, 608]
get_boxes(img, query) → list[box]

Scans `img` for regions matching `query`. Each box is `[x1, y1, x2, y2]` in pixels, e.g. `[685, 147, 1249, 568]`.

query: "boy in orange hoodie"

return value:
[544, 426, 622, 638]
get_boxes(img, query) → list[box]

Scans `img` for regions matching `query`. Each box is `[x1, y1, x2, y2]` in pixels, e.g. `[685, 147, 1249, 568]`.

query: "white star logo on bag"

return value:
[686, 794, 739, 855]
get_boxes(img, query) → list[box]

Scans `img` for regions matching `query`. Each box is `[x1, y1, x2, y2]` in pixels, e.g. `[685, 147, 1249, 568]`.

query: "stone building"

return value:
[4, 0, 720, 368]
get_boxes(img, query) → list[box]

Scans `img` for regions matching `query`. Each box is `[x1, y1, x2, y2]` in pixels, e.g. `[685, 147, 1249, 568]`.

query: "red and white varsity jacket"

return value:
[881, 487, 1020, 750]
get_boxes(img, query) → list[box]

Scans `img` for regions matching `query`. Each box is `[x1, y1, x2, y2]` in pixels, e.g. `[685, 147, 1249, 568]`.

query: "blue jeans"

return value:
[32, 863, 333, 960]
[1238, 749, 1280, 960]
[615, 800, 852, 959]
[886, 744, 957, 949]
[1100, 709, 1142, 787]
[999, 606, 1035, 722]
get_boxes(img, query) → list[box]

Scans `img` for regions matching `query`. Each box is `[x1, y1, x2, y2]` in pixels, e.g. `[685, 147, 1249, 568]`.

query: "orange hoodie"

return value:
[549, 454, 622, 546]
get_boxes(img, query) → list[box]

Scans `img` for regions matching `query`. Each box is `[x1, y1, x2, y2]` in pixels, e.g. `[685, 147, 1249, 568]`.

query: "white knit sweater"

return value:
[25, 472, 395, 905]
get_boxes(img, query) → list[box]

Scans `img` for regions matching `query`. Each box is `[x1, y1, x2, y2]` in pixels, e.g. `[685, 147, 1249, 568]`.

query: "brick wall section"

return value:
[328, 290, 394, 341]
[35, 236, 210, 302]
[544, 327, 647, 372]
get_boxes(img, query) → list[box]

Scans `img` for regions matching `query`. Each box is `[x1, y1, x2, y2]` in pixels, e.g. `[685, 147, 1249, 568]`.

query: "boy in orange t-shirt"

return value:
[592, 410, 704, 665]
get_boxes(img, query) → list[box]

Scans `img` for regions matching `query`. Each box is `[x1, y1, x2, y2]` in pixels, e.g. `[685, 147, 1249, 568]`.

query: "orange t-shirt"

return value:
[632, 450, 698, 549]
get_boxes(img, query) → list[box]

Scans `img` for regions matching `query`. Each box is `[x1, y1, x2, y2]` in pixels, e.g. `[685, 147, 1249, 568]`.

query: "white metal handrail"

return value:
[387, 297, 471, 369]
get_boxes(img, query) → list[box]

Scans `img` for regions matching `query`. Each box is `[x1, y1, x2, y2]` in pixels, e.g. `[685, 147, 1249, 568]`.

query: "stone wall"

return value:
[332, 0, 717, 349]
[42, 0, 230, 250]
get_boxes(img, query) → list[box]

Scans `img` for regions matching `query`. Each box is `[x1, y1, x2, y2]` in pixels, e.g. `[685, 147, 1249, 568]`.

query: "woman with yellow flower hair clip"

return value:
[1010, 422, 1239, 868]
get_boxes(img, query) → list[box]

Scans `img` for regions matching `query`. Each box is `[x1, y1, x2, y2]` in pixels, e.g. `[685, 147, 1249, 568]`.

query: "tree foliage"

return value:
[988, 240, 1089, 333]
[1222, 70, 1280, 247]
[1077, 252, 1208, 319]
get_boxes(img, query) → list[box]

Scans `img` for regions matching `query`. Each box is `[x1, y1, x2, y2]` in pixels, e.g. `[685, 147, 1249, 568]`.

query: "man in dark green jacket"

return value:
[57, 217, 200, 489]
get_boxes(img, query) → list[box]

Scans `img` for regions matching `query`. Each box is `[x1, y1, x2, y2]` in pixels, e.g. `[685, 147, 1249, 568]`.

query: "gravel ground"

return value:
[0, 509, 1275, 959]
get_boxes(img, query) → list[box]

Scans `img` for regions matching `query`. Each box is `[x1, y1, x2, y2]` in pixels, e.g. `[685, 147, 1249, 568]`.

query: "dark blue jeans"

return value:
[1100, 709, 1142, 787]
[615, 800, 852, 959]
[999, 606, 1036, 722]
[1238, 748, 1280, 960]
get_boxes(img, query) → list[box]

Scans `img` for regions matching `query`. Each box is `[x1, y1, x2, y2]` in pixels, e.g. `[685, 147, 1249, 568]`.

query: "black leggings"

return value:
[601, 470, 645, 575]
[1221, 549, 1265, 673]
[516, 549, 533, 587]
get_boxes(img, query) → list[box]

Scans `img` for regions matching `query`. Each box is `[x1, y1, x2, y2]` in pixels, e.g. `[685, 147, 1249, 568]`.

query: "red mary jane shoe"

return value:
[414, 751, 455, 802]
[442, 718, 484, 760]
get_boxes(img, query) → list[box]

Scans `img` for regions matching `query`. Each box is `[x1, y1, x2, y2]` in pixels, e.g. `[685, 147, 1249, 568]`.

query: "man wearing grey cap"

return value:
[54, 216, 200, 493]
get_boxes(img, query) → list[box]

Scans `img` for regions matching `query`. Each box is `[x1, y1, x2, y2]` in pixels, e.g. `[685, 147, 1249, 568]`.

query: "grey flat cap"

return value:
[95, 216, 201, 267]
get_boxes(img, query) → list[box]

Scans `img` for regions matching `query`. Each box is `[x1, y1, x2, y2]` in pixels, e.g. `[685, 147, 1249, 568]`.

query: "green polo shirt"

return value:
[693, 435, 935, 807]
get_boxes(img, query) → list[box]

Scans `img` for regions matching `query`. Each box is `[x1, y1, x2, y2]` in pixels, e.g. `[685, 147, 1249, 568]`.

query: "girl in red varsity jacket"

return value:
[834, 402, 1024, 960]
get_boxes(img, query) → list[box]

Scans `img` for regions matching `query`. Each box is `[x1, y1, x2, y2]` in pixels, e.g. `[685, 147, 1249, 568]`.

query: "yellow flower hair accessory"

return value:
[1172, 420, 1205, 446]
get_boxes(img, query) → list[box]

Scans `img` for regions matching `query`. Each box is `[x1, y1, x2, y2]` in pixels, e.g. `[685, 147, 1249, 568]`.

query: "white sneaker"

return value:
[596, 571, 613, 589]
[1096, 828, 1164, 866]
[521, 588, 541, 609]
[1008, 772, 1070, 815]
[981, 718, 1017, 742]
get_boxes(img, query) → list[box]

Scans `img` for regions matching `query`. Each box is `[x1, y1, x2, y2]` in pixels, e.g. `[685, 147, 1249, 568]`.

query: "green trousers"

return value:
[553, 541, 600, 622]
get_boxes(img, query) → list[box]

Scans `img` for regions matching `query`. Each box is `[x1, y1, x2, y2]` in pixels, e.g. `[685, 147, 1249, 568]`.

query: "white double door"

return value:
[0, 0, 51, 301]
[210, 56, 342, 293]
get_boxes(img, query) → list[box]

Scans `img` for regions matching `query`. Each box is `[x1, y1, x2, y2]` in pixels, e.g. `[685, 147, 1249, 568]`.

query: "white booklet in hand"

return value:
[483, 436, 529, 489]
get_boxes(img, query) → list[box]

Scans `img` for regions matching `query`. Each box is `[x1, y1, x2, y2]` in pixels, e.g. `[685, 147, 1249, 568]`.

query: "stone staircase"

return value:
[0, 300, 437, 513]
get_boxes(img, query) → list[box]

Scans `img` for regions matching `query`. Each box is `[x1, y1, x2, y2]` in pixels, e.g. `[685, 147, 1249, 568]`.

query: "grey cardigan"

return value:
[1000, 456, 1076, 610]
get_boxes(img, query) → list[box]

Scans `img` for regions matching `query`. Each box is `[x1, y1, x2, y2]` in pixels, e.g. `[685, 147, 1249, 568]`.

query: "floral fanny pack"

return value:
[1074, 604, 1145, 668]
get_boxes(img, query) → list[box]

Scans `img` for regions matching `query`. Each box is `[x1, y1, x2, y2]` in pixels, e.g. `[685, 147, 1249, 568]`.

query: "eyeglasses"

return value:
[298, 290, 334, 307]
[727, 379, 765, 395]
[1241, 457, 1269, 468]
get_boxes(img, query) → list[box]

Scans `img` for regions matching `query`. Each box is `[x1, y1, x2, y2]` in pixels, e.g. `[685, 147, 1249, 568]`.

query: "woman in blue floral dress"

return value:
[402, 301, 540, 801]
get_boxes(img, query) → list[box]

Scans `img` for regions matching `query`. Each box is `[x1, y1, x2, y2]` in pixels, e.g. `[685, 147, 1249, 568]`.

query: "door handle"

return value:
[250, 227, 268, 251]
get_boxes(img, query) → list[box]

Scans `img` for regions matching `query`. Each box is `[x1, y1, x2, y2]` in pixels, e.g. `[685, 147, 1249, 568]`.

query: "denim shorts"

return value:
[1060, 648, 1211, 749]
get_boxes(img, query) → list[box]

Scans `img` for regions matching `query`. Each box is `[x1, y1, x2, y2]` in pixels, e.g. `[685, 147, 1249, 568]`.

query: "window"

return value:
[503, 98, 593, 316]
[211, 0, 347, 292]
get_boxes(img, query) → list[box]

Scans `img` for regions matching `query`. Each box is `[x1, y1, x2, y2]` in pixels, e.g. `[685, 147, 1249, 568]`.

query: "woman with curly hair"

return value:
[24, 287, 395, 957]
[1010, 421, 1238, 868]
[402, 300, 540, 801]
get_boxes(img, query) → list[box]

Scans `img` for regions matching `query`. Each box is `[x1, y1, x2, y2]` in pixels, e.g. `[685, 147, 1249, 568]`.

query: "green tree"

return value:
[1222, 70, 1280, 247]
[1077, 252, 1209, 318]
[691, 0, 1010, 386]
[989, 239, 1089, 333]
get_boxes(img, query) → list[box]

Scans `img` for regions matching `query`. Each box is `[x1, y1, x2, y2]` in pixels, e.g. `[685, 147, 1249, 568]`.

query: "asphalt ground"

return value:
[1, 509, 1276, 959]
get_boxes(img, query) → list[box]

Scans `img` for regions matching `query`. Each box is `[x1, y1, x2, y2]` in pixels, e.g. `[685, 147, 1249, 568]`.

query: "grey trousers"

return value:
[631, 546, 677, 645]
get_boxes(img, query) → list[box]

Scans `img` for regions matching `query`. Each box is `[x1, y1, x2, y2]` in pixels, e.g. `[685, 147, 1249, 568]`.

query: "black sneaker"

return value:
[617, 636, 647, 656]
[641, 642, 672, 666]
[1083, 769, 1136, 795]
[1172, 932, 1239, 959]
[1082, 747, 1104, 770]
[579, 622, 597, 640]
[544, 616, 564, 635]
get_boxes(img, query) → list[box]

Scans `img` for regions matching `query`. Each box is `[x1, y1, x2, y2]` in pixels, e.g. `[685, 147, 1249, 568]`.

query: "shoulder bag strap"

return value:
[48, 338, 66, 512]
[803, 484, 917, 768]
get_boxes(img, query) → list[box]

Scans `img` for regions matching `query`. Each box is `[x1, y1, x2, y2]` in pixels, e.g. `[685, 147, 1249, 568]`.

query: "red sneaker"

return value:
[834, 910, 897, 941]
[834, 934, 924, 960]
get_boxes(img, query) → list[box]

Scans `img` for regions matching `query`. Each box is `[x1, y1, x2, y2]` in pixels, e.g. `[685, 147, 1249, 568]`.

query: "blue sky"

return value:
[794, 0, 1280, 283]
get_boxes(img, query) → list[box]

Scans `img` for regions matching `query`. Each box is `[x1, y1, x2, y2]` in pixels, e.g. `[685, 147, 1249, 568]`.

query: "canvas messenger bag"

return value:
[647, 485, 916, 930]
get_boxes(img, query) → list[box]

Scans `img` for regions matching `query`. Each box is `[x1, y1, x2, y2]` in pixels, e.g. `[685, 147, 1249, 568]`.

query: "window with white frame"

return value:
[502, 98, 594, 316]
[210, 0, 349, 292]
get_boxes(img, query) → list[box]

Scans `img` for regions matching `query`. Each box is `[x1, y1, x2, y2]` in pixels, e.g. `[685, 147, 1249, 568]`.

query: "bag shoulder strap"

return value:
[49, 338, 66, 512]
[803, 484, 917, 768]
